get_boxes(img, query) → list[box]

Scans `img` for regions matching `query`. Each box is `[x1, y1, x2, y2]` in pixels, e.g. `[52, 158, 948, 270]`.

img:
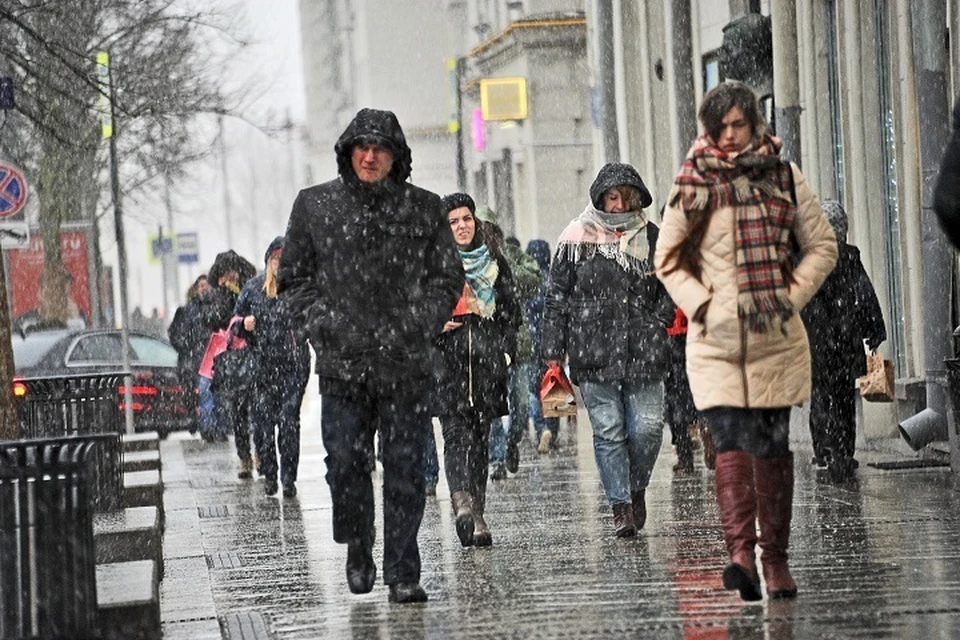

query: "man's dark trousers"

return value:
[321, 389, 429, 586]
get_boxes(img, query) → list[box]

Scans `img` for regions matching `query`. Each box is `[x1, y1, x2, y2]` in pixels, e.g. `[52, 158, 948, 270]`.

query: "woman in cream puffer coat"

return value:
[655, 81, 837, 603]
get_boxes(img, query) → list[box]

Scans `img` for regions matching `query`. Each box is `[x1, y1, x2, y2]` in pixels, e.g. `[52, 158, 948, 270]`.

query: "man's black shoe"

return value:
[282, 482, 297, 498]
[388, 582, 428, 603]
[346, 539, 376, 594]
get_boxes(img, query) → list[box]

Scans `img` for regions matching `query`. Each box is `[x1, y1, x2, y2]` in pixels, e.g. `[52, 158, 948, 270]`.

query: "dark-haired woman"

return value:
[655, 80, 837, 601]
[435, 192, 520, 548]
[542, 162, 674, 538]
[168, 274, 211, 433]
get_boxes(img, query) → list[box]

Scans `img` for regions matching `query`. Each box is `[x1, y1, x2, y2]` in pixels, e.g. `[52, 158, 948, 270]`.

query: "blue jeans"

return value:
[198, 376, 215, 437]
[579, 379, 664, 505]
[489, 362, 530, 464]
[528, 363, 559, 443]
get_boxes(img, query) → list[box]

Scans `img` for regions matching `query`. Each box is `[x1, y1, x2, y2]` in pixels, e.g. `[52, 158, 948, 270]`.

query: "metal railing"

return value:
[0, 435, 110, 640]
[15, 373, 126, 511]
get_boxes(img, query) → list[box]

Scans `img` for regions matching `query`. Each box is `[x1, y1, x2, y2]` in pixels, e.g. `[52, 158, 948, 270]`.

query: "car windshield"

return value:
[130, 336, 178, 367]
[11, 332, 69, 369]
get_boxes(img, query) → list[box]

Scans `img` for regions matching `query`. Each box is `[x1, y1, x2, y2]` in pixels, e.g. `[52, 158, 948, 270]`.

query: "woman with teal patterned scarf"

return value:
[433, 192, 521, 548]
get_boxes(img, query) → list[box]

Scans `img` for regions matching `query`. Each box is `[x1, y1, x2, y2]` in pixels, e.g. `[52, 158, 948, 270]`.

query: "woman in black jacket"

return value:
[168, 274, 210, 432]
[235, 237, 311, 497]
[435, 193, 520, 548]
[542, 163, 674, 537]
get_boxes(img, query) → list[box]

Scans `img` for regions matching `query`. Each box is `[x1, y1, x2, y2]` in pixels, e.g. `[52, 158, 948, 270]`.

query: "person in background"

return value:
[279, 108, 462, 604]
[524, 239, 561, 453]
[168, 274, 210, 434]
[655, 80, 837, 601]
[663, 307, 697, 474]
[435, 193, 520, 548]
[234, 237, 311, 497]
[934, 96, 960, 249]
[801, 201, 885, 483]
[543, 162, 673, 538]
[474, 207, 542, 481]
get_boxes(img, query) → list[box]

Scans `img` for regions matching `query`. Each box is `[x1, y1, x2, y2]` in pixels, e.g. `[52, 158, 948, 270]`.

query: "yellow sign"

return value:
[480, 77, 528, 121]
[96, 51, 113, 139]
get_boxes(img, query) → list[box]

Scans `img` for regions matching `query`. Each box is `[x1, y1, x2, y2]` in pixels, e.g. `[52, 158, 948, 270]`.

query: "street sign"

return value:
[177, 232, 199, 264]
[0, 163, 28, 218]
[0, 222, 29, 249]
[0, 78, 13, 110]
[147, 234, 174, 264]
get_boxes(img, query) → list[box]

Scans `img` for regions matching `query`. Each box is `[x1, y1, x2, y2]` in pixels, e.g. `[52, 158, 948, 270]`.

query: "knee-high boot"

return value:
[714, 450, 762, 601]
[754, 454, 798, 598]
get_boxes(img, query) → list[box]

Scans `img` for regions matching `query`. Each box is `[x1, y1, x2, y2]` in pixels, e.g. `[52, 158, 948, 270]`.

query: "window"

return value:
[702, 50, 722, 92]
[68, 334, 124, 365]
[130, 336, 178, 367]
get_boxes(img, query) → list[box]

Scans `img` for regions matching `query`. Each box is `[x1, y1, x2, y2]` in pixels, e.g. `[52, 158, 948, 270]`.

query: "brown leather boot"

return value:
[472, 491, 492, 547]
[715, 450, 762, 601]
[237, 456, 253, 479]
[450, 490, 475, 547]
[755, 454, 798, 599]
[612, 503, 636, 537]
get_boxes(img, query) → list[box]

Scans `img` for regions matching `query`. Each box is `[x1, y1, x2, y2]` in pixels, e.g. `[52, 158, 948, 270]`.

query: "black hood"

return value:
[264, 236, 284, 264]
[526, 239, 551, 271]
[334, 108, 413, 184]
[589, 163, 653, 210]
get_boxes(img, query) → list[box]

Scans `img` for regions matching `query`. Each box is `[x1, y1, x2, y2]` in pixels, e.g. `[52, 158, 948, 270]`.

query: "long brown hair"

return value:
[661, 81, 767, 279]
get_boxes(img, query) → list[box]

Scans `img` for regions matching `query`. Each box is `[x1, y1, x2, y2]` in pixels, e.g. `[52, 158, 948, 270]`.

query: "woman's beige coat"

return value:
[654, 165, 837, 410]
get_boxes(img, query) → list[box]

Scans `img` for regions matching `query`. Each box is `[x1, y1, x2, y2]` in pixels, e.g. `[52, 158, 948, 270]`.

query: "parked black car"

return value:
[12, 328, 196, 437]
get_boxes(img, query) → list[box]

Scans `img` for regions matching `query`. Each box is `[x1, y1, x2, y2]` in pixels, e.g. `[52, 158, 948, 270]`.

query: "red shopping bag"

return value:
[198, 316, 247, 380]
[540, 363, 577, 418]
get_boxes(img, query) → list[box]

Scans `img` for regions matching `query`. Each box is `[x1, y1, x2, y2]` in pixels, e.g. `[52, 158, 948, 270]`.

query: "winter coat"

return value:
[542, 223, 674, 385]
[502, 240, 541, 361]
[167, 297, 207, 374]
[934, 97, 960, 250]
[234, 274, 310, 378]
[801, 243, 885, 380]
[654, 164, 838, 410]
[524, 240, 552, 358]
[278, 108, 463, 397]
[196, 286, 239, 333]
[433, 252, 521, 420]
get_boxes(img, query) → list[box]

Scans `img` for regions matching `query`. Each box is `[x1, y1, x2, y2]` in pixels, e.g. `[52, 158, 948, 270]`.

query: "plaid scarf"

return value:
[668, 134, 797, 333]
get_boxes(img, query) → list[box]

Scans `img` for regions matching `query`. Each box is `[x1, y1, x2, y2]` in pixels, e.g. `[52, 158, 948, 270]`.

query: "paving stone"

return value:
[158, 396, 960, 639]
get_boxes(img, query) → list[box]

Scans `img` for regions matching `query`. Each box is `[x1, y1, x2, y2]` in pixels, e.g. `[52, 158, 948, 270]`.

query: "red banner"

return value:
[9, 229, 92, 323]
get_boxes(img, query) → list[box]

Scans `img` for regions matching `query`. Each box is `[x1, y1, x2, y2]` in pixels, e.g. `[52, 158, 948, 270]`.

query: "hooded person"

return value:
[196, 249, 256, 442]
[278, 108, 463, 604]
[800, 201, 886, 481]
[542, 162, 675, 538]
[523, 239, 561, 452]
[233, 236, 311, 497]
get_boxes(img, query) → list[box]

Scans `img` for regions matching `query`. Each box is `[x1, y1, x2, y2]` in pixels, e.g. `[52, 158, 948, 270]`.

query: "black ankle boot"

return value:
[346, 538, 376, 594]
[388, 582, 427, 603]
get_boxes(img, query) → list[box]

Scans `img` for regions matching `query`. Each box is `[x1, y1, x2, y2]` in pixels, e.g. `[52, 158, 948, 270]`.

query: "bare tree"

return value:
[0, 0, 247, 324]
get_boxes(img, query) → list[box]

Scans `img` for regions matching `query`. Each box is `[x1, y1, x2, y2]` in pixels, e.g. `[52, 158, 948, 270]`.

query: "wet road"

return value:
[160, 388, 960, 640]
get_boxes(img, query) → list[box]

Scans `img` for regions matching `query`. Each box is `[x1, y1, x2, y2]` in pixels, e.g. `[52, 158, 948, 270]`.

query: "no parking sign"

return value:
[0, 163, 28, 218]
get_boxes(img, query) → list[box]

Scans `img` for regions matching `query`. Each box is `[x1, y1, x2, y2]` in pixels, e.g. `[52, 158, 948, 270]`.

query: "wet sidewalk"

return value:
[158, 396, 960, 640]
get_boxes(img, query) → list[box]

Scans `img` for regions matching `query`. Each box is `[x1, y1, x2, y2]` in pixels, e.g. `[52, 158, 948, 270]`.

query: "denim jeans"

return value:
[528, 362, 559, 443]
[198, 376, 216, 438]
[321, 391, 430, 586]
[579, 379, 664, 505]
[489, 362, 530, 464]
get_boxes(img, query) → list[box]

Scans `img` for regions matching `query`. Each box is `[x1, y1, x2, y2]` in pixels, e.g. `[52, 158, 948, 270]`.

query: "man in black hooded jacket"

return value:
[279, 108, 462, 603]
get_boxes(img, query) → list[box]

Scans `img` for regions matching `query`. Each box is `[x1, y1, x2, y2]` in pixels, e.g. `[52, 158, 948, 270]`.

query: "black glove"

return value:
[866, 337, 883, 351]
